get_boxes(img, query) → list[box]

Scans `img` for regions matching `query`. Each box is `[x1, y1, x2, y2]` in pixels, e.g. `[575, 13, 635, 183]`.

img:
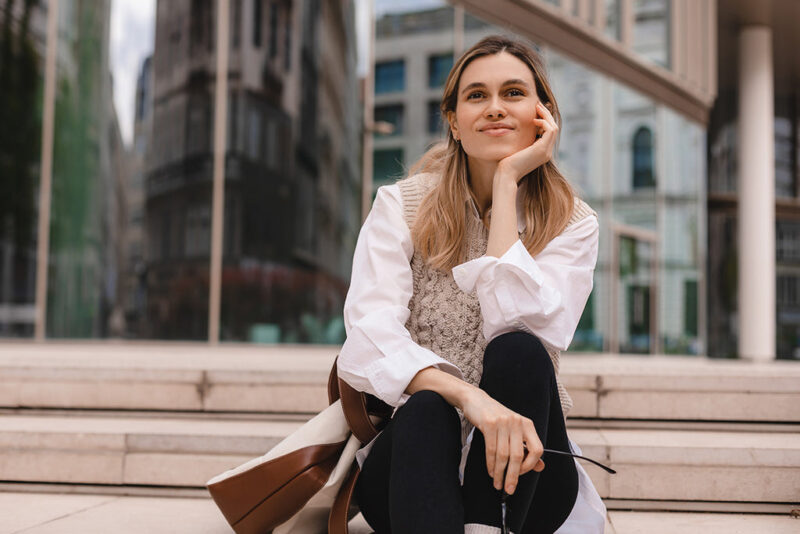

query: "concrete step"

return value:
[2, 343, 799, 422]
[0, 492, 798, 534]
[0, 413, 798, 507]
[2, 490, 799, 534]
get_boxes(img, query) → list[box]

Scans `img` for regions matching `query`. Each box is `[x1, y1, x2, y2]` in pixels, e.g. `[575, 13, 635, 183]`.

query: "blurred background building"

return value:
[1, 0, 798, 361]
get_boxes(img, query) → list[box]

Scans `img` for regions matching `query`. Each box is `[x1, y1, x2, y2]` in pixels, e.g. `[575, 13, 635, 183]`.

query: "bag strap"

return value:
[328, 356, 392, 534]
[328, 356, 390, 444]
[328, 464, 360, 534]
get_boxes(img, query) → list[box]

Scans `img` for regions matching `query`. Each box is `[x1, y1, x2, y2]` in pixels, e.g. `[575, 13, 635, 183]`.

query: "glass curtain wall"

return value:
[47, 0, 215, 339]
[709, 87, 800, 359]
[372, 1, 458, 195]
[12, 0, 706, 353]
[219, 0, 361, 344]
[0, 0, 48, 337]
[550, 52, 704, 355]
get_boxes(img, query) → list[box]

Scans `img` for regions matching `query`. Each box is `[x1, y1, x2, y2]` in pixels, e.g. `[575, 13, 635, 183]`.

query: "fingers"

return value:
[504, 424, 524, 494]
[536, 101, 558, 128]
[520, 419, 544, 475]
[533, 117, 557, 135]
[493, 425, 509, 490]
[484, 425, 496, 479]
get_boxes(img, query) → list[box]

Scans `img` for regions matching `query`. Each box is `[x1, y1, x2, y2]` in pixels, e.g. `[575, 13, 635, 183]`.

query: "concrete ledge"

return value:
[1, 343, 799, 421]
[0, 413, 798, 502]
[3, 490, 797, 534]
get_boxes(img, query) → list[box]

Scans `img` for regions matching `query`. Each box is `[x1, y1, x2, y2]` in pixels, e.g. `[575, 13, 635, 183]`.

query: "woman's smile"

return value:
[481, 126, 515, 136]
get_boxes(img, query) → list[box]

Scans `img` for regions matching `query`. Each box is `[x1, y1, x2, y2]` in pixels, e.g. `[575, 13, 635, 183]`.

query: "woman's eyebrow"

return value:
[460, 79, 532, 95]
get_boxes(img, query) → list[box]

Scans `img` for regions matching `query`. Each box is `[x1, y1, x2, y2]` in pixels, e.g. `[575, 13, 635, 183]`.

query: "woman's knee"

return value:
[392, 390, 460, 443]
[483, 331, 554, 381]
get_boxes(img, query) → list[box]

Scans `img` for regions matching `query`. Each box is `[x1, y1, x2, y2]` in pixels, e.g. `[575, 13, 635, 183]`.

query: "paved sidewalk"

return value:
[2, 491, 799, 533]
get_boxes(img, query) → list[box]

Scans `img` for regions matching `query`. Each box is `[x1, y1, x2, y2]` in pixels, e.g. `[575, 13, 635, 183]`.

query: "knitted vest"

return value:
[397, 172, 597, 424]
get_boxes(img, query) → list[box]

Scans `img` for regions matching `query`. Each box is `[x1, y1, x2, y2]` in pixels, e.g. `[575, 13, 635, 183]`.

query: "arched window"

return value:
[633, 126, 655, 189]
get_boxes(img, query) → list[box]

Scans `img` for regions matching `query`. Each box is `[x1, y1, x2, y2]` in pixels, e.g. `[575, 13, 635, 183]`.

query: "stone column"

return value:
[737, 26, 775, 361]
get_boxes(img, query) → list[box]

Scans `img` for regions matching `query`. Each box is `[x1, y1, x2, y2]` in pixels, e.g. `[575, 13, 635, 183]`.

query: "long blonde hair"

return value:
[409, 35, 575, 270]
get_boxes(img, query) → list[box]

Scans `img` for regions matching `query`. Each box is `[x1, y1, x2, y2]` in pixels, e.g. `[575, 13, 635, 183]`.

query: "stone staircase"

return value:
[0, 342, 798, 526]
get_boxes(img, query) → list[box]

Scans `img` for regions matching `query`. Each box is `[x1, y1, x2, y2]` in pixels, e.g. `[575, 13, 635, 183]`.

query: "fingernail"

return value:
[507, 485, 516, 494]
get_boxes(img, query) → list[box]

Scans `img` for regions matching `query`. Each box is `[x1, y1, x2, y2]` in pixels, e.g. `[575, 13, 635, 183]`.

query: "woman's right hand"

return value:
[461, 387, 545, 495]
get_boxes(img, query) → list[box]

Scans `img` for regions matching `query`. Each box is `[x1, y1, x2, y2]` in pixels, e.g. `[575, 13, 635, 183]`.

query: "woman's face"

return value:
[447, 52, 541, 163]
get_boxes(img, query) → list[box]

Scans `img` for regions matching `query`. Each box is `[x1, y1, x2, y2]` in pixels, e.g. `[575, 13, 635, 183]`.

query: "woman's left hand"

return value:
[496, 101, 559, 184]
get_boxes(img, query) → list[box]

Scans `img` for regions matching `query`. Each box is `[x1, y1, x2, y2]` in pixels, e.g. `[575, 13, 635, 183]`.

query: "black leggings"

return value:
[354, 331, 579, 533]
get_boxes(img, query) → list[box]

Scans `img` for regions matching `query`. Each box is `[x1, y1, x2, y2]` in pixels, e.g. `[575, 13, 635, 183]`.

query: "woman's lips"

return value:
[481, 127, 514, 136]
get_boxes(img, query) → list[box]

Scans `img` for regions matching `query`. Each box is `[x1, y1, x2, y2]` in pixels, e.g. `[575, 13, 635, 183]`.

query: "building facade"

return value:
[2, 0, 798, 360]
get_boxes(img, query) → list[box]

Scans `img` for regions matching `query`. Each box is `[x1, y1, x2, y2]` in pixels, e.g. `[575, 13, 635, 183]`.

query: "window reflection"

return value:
[0, 0, 47, 337]
[549, 46, 704, 355]
[374, 104, 404, 136]
[375, 59, 405, 94]
[604, 0, 621, 41]
[632, 0, 670, 68]
[428, 52, 453, 88]
[219, 0, 360, 344]
[633, 126, 655, 189]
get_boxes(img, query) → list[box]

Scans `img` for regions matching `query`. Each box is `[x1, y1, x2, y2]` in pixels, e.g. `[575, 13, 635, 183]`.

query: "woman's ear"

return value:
[446, 111, 459, 140]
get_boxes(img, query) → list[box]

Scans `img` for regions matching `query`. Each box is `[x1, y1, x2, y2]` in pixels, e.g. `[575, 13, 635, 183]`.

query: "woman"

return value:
[338, 35, 605, 533]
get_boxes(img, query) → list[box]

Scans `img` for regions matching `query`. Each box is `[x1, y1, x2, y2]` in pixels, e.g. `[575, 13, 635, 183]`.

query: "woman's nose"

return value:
[485, 96, 506, 118]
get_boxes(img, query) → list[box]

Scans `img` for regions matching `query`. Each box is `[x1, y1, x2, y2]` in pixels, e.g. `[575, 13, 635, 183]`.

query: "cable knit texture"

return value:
[397, 172, 597, 429]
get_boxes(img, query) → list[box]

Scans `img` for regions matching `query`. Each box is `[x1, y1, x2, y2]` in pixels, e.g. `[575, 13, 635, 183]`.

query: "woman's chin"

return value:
[468, 147, 520, 162]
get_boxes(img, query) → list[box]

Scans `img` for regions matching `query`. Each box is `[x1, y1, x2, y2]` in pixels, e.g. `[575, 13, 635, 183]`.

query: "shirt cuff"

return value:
[363, 348, 463, 407]
[452, 239, 544, 293]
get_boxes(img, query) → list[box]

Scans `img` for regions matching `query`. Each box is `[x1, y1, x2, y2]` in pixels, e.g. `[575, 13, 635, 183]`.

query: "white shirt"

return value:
[338, 183, 605, 532]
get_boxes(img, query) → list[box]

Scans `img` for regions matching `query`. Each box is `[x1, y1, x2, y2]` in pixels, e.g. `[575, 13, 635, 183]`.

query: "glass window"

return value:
[775, 103, 794, 198]
[549, 43, 705, 355]
[284, 3, 292, 69]
[428, 101, 444, 135]
[604, 0, 621, 40]
[375, 60, 404, 94]
[220, 0, 361, 344]
[231, 0, 242, 49]
[428, 53, 453, 88]
[633, 0, 670, 68]
[374, 104, 403, 136]
[47, 0, 214, 340]
[0, 0, 47, 338]
[707, 212, 737, 357]
[253, 0, 262, 47]
[373, 148, 404, 191]
[633, 126, 655, 189]
[777, 220, 800, 358]
[660, 108, 704, 355]
[269, 1, 278, 58]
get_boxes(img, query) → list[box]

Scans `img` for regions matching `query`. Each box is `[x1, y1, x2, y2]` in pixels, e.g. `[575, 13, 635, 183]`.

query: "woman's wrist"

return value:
[406, 366, 478, 411]
[492, 167, 519, 194]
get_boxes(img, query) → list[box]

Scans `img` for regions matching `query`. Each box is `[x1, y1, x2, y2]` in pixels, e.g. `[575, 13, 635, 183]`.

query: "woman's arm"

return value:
[487, 100, 559, 258]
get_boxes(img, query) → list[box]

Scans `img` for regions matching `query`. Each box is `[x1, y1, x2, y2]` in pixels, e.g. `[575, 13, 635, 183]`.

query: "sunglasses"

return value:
[500, 448, 615, 534]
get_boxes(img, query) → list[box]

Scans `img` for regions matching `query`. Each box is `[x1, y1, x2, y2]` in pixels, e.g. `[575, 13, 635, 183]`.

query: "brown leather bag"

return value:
[207, 356, 391, 534]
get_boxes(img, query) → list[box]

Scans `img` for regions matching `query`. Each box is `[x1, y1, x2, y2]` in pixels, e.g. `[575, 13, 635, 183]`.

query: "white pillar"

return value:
[737, 26, 775, 361]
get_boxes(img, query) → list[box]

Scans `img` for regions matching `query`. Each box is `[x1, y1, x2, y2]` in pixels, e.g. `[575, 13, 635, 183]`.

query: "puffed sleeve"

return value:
[451, 215, 599, 351]
[337, 184, 463, 407]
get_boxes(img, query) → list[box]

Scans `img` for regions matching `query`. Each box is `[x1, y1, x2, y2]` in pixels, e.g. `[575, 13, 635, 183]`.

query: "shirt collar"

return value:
[466, 184, 527, 234]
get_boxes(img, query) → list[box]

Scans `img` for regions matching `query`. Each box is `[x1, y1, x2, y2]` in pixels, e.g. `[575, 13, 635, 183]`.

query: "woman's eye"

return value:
[507, 88, 524, 97]
[467, 92, 483, 99]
